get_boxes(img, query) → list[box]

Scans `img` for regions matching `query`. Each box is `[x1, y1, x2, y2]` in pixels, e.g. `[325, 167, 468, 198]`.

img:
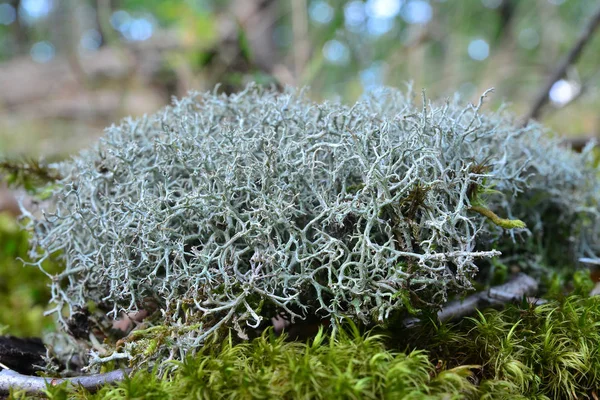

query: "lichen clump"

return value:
[26, 85, 599, 367]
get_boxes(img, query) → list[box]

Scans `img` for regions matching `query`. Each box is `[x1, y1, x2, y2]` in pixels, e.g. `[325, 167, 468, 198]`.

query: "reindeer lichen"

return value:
[22, 85, 600, 370]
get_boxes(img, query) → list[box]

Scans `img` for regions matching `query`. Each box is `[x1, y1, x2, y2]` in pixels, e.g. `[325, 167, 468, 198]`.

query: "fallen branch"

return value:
[404, 273, 540, 327]
[579, 257, 600, 266]
[522, 4, 600, 124]
[0, 368, 130, 395]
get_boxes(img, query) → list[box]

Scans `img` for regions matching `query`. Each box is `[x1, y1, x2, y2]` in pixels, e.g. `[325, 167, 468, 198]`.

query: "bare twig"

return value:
[580, 257, 600, 266]
[0, 368, 130, 395]
[404, 273, 539, 327]
[522, 4, 600, 124]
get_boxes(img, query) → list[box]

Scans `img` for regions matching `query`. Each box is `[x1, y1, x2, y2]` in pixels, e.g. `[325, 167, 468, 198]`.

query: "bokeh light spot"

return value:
[401, 1, 432, 24]
[367, 16, 395, 36]
[468, 39, 489, 61]
[125, 18, 153, 41]
[21, 0, 52, 20]
[360, 61, 387, 90]
[110, 10, 130, 30]
[0, 4, 16, 25]
[309, 1, 334, 24]
[518, 28, 539, 49]
[30, 41, 55, 63]
[80, 29, 102, 52]
[344, 1, 366, 30]
[323, 40, 350, 65]
[549, 79, 579, 106]
[365, 0, 403, 19]
[110, 11, 153, 42]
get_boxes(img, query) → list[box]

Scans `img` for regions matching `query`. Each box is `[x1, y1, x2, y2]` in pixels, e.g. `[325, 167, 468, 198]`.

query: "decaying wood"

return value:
[275, 274, 540, 333]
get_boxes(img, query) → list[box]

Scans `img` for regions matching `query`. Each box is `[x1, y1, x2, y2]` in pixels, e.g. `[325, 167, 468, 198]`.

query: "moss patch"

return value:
[11, 280, 600, 399]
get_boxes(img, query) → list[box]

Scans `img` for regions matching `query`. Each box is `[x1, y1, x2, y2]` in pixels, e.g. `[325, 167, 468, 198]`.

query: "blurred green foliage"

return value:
[1, 0, 598, 135]
[0, 213, 61, 337]
[0, 158, 61, 196]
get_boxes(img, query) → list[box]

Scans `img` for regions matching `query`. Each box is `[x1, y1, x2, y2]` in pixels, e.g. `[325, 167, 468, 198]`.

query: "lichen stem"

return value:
[470, 205, 526, 229]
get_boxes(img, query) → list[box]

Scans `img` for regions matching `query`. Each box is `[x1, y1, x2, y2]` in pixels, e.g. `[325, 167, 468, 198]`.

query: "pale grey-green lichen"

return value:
[23, 85, 600, 369]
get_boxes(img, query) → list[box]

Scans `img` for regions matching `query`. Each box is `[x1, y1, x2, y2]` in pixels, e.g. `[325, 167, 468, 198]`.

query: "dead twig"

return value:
[522, 4, 600, 124]
[404, 273, 540, 327]
[0, 368, 130, 395]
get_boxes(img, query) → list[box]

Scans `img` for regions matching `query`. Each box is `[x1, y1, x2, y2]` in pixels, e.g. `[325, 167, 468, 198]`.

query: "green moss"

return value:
[10, 288, 600, 399]
[391, 289, 418, 315]
[400, 289, 600, 399]
[399, 182, 430, 220]
[18, 327, 478, 400]
[571, 270, 595, 296]
[0, 158, 61, 195]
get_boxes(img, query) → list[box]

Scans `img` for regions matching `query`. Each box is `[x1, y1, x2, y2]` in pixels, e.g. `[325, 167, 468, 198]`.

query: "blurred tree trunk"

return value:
[232, 0, 278, 73]
[493, 0, 516, 43]
[10, 0, 28, 54]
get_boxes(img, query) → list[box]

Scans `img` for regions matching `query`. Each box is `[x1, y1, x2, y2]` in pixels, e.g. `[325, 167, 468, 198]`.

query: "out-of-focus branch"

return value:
[522, 4, 600, 124]
[562, 136, 598, 151]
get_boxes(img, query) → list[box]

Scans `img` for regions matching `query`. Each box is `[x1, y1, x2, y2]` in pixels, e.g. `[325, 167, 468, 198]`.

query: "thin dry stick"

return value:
[403, 273, 539, 327]
[0, 368, 130, 395]
[522, 4, 600, 124]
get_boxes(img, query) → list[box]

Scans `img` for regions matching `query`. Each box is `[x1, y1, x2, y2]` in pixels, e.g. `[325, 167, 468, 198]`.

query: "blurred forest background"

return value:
[0, 0, 598, 159]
